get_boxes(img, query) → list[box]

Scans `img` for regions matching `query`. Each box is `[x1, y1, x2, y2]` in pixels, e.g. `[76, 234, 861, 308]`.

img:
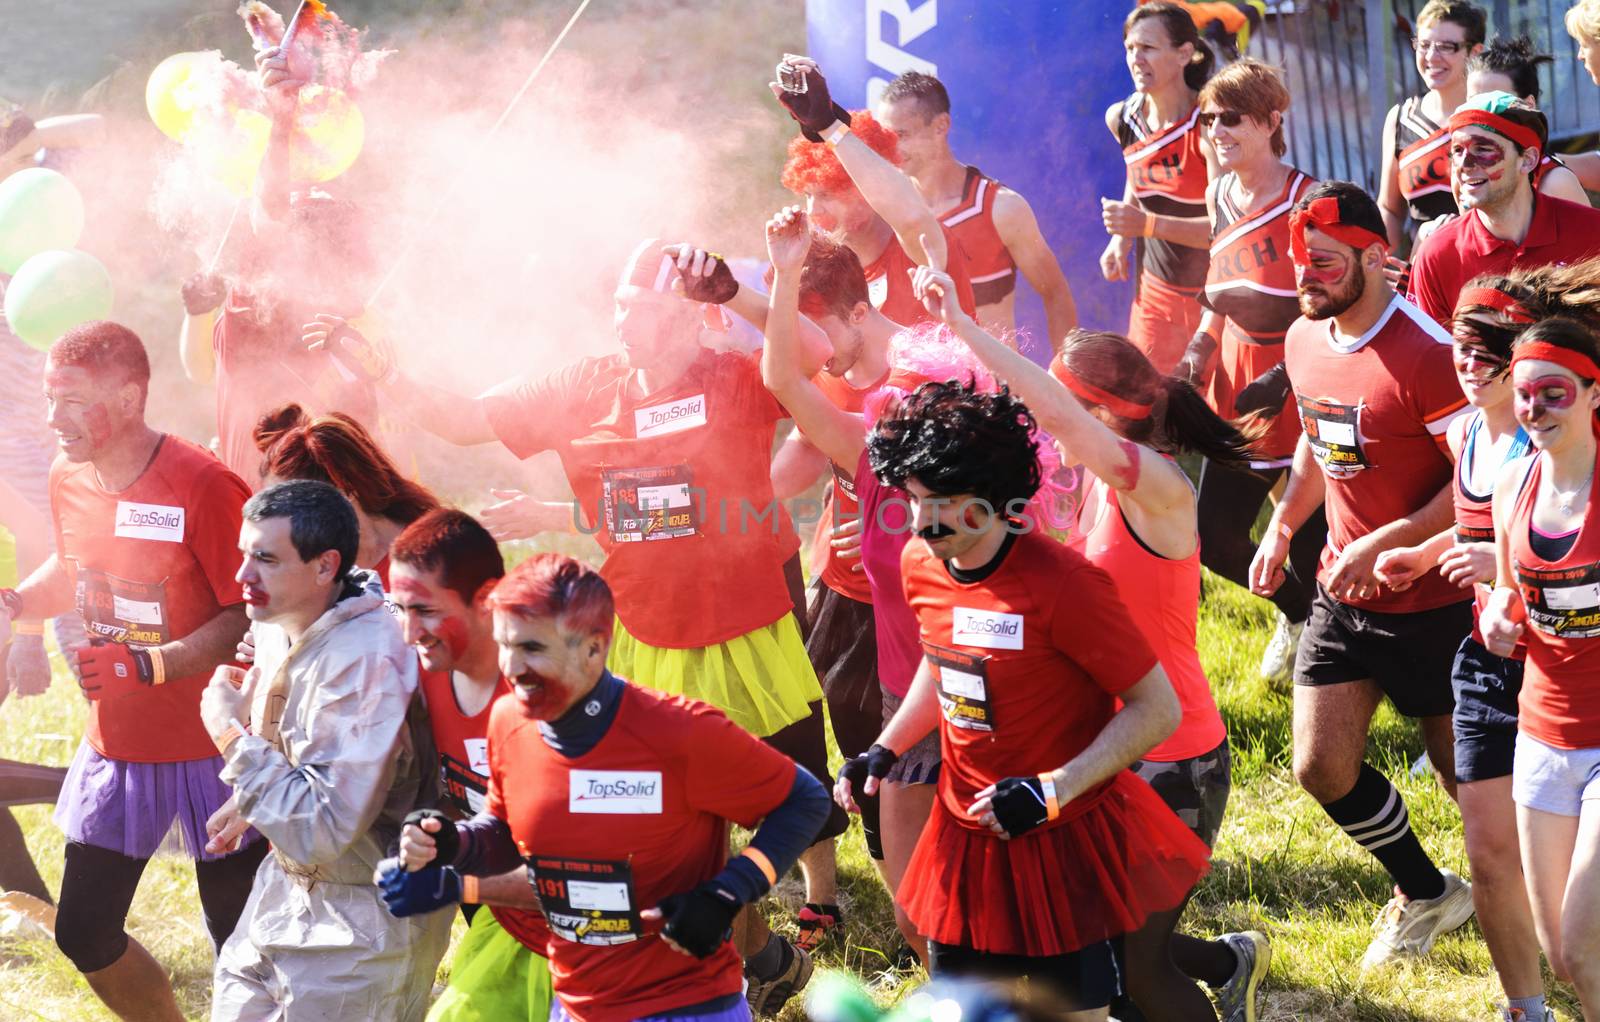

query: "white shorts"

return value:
[1512, 731, 1600, 817]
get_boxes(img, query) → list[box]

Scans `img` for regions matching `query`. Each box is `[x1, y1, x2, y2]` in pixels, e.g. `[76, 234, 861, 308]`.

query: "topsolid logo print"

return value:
[113, 502, 186, 543]
[569, 770, 664, 814]
[951, 607, 1024, 650]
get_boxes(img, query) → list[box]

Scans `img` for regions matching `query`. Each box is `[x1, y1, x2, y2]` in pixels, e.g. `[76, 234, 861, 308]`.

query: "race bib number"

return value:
[925, 642, 994, 732]
[74, 567, 169, 646]
[1516, 561, 1600, 639]
[1299, 397, 1369, 478]
[602, 465, 699, 543]
[634, 394, 707, 439]
[530, 857, 641, 946]
[439, 752, 488, 816]
[830, 460, 858, 503]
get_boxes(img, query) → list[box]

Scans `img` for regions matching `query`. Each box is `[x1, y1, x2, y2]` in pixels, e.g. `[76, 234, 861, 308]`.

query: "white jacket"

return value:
[212, 572, 450, 1021]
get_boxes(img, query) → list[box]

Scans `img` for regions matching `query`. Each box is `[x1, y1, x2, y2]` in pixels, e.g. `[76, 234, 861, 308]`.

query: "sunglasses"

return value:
[1198, 110, 1247, 129]
[1411, 38, 1465, 56]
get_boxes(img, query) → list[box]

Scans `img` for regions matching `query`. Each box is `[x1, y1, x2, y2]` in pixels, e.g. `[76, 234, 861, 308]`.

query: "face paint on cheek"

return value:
[1297, 262, 1344, 287]
[436, 615, 471, 660]
[85, 404, 114, 444]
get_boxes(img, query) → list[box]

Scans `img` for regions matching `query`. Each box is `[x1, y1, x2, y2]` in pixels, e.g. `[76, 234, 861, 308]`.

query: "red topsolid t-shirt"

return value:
[479, 350, 796, 650]
[486, 684, 795, 1022]
[51, 435, 249, 762]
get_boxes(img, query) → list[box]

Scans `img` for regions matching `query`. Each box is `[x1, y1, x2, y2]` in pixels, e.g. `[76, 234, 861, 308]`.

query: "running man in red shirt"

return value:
[873, 71, 1078, 348]
[1408, 95, 1600, 326]
[388, 508, 554, 1022]
[1102, 3, 1218, 373]
[1249, 182, 1476, 970]
[383, 553, 831, 1022]
[0, 321, 263, 1022]
[842, 377, 1210, 1018]
[308, 239, 832, 1007]
[1482, 318, 1600, 1018]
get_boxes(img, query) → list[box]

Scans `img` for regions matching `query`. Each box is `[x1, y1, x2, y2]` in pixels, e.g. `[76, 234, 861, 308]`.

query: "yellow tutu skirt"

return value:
[608, 611, 822, 738]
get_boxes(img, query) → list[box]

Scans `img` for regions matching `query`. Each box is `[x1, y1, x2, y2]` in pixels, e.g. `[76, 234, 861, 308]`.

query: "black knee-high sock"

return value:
[1321, 763, 1445, 901]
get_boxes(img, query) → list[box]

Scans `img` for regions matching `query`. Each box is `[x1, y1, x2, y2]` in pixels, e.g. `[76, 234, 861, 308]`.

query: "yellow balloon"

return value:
[146, 52, 211, 143]
[291, 86, 364, 183]
[198, 109, 272, 197]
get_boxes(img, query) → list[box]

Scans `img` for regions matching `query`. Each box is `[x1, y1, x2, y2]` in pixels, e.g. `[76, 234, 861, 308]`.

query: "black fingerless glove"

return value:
[657, 880, 741, 959]
[839, 743, 898, 793]
[989, 775, 1056, 838]
[775, 64, 851, 143]
[1233, 362, 1291, 417]
[403, 808, 461, 866]
[675, 255, 740, 304]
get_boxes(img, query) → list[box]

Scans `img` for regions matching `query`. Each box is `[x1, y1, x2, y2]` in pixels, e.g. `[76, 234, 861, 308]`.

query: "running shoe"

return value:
[792, 902, 841, 952]
[1503, 1008, 1559, 1021]
[1359, 870, 1475, 970]
[1258, 613, 1302, 688]
[1215, 930, 1271, 1022]
[746, 936, 814, 1018]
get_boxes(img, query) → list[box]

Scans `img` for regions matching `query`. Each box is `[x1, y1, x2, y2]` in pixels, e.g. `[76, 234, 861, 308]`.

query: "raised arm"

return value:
[911, 261, 1194, 523]
[760, 206, 870, 471]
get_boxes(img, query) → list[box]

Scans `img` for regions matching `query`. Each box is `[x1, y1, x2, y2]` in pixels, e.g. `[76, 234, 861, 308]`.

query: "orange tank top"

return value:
[1079, 476, 1224, 762]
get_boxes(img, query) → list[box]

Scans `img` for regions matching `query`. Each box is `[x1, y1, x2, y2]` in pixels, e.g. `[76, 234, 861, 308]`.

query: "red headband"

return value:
[1457, 286, 1536, 325]
[1050, 358, 1154, 421]
[1512, 340, 1600, 382]
[1289, 197, 1389, 266]
[1447, 109, 1543, 156]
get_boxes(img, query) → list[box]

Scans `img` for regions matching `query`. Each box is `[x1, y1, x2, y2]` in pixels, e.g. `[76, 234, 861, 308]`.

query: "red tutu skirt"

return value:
[899, 770, 1212, 956]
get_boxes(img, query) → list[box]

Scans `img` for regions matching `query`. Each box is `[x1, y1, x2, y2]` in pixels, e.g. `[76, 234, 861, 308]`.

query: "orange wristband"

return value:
[1142, 214, 1158, 238]
[11, 621, 43, 636]
[462, 874, 480, 905]
[740, 847, 778, 888]
[1037, 773, 1061, 821]
[214, 722, 246, 756]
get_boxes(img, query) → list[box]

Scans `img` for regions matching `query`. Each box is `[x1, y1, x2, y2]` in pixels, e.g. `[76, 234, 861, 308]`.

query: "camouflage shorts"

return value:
[1132, 739, 1231, 849]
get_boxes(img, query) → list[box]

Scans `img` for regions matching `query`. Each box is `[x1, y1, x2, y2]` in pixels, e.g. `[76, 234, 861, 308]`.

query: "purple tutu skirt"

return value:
[53, 740, 256, 862]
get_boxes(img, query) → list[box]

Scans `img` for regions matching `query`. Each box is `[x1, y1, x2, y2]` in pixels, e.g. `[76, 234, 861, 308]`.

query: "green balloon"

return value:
[0, 168, 86, 274]
[4, 249, 114, 352]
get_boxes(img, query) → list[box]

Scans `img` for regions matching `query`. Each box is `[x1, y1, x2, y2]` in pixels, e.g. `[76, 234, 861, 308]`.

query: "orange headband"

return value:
[1050, 357, 1154, 421]
[1289, 196, 1389, 266]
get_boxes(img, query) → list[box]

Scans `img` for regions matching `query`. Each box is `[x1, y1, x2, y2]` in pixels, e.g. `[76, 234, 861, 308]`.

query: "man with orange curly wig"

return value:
[772, 56, 976, 329]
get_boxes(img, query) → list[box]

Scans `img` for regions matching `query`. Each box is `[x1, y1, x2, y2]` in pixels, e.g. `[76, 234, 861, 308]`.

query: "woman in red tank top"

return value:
[1482, 317, 1600, 1017]
[912, 258, 1270, 1022]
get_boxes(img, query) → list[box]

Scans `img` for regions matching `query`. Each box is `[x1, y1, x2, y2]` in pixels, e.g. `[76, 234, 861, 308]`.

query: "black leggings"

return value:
[1197, 458, 1327, 624]
[0, 757, 68, 903]
[55, 837, 268, 973]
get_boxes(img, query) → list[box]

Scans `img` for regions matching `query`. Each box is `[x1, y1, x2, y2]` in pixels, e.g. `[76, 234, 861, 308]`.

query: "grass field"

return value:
[0, 564, 1579, 1022]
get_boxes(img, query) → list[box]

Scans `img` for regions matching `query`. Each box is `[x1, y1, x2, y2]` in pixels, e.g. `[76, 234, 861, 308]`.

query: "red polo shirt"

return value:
[1409, 195, 1600, 325]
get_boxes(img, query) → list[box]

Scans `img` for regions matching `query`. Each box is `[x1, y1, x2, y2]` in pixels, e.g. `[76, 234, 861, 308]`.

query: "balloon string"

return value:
[206, 198, 243, 275]
[362, 0, 594, 309]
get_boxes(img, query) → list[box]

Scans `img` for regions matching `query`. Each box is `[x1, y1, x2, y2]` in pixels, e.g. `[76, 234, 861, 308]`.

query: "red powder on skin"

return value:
[1111, 439, 1143, 491]
[435, 615, 472, 660]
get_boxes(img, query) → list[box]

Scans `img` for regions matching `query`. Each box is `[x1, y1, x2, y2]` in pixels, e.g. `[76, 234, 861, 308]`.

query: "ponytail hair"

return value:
[1511, 255, 1600, 330]
[254, 403, 440, 525]
[1052, 330, 1261, 469]
[1125, 2, 1216, 92]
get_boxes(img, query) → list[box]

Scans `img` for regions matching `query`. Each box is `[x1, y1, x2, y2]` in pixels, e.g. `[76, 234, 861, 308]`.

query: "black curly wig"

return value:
[867, 378, 1042, 511]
